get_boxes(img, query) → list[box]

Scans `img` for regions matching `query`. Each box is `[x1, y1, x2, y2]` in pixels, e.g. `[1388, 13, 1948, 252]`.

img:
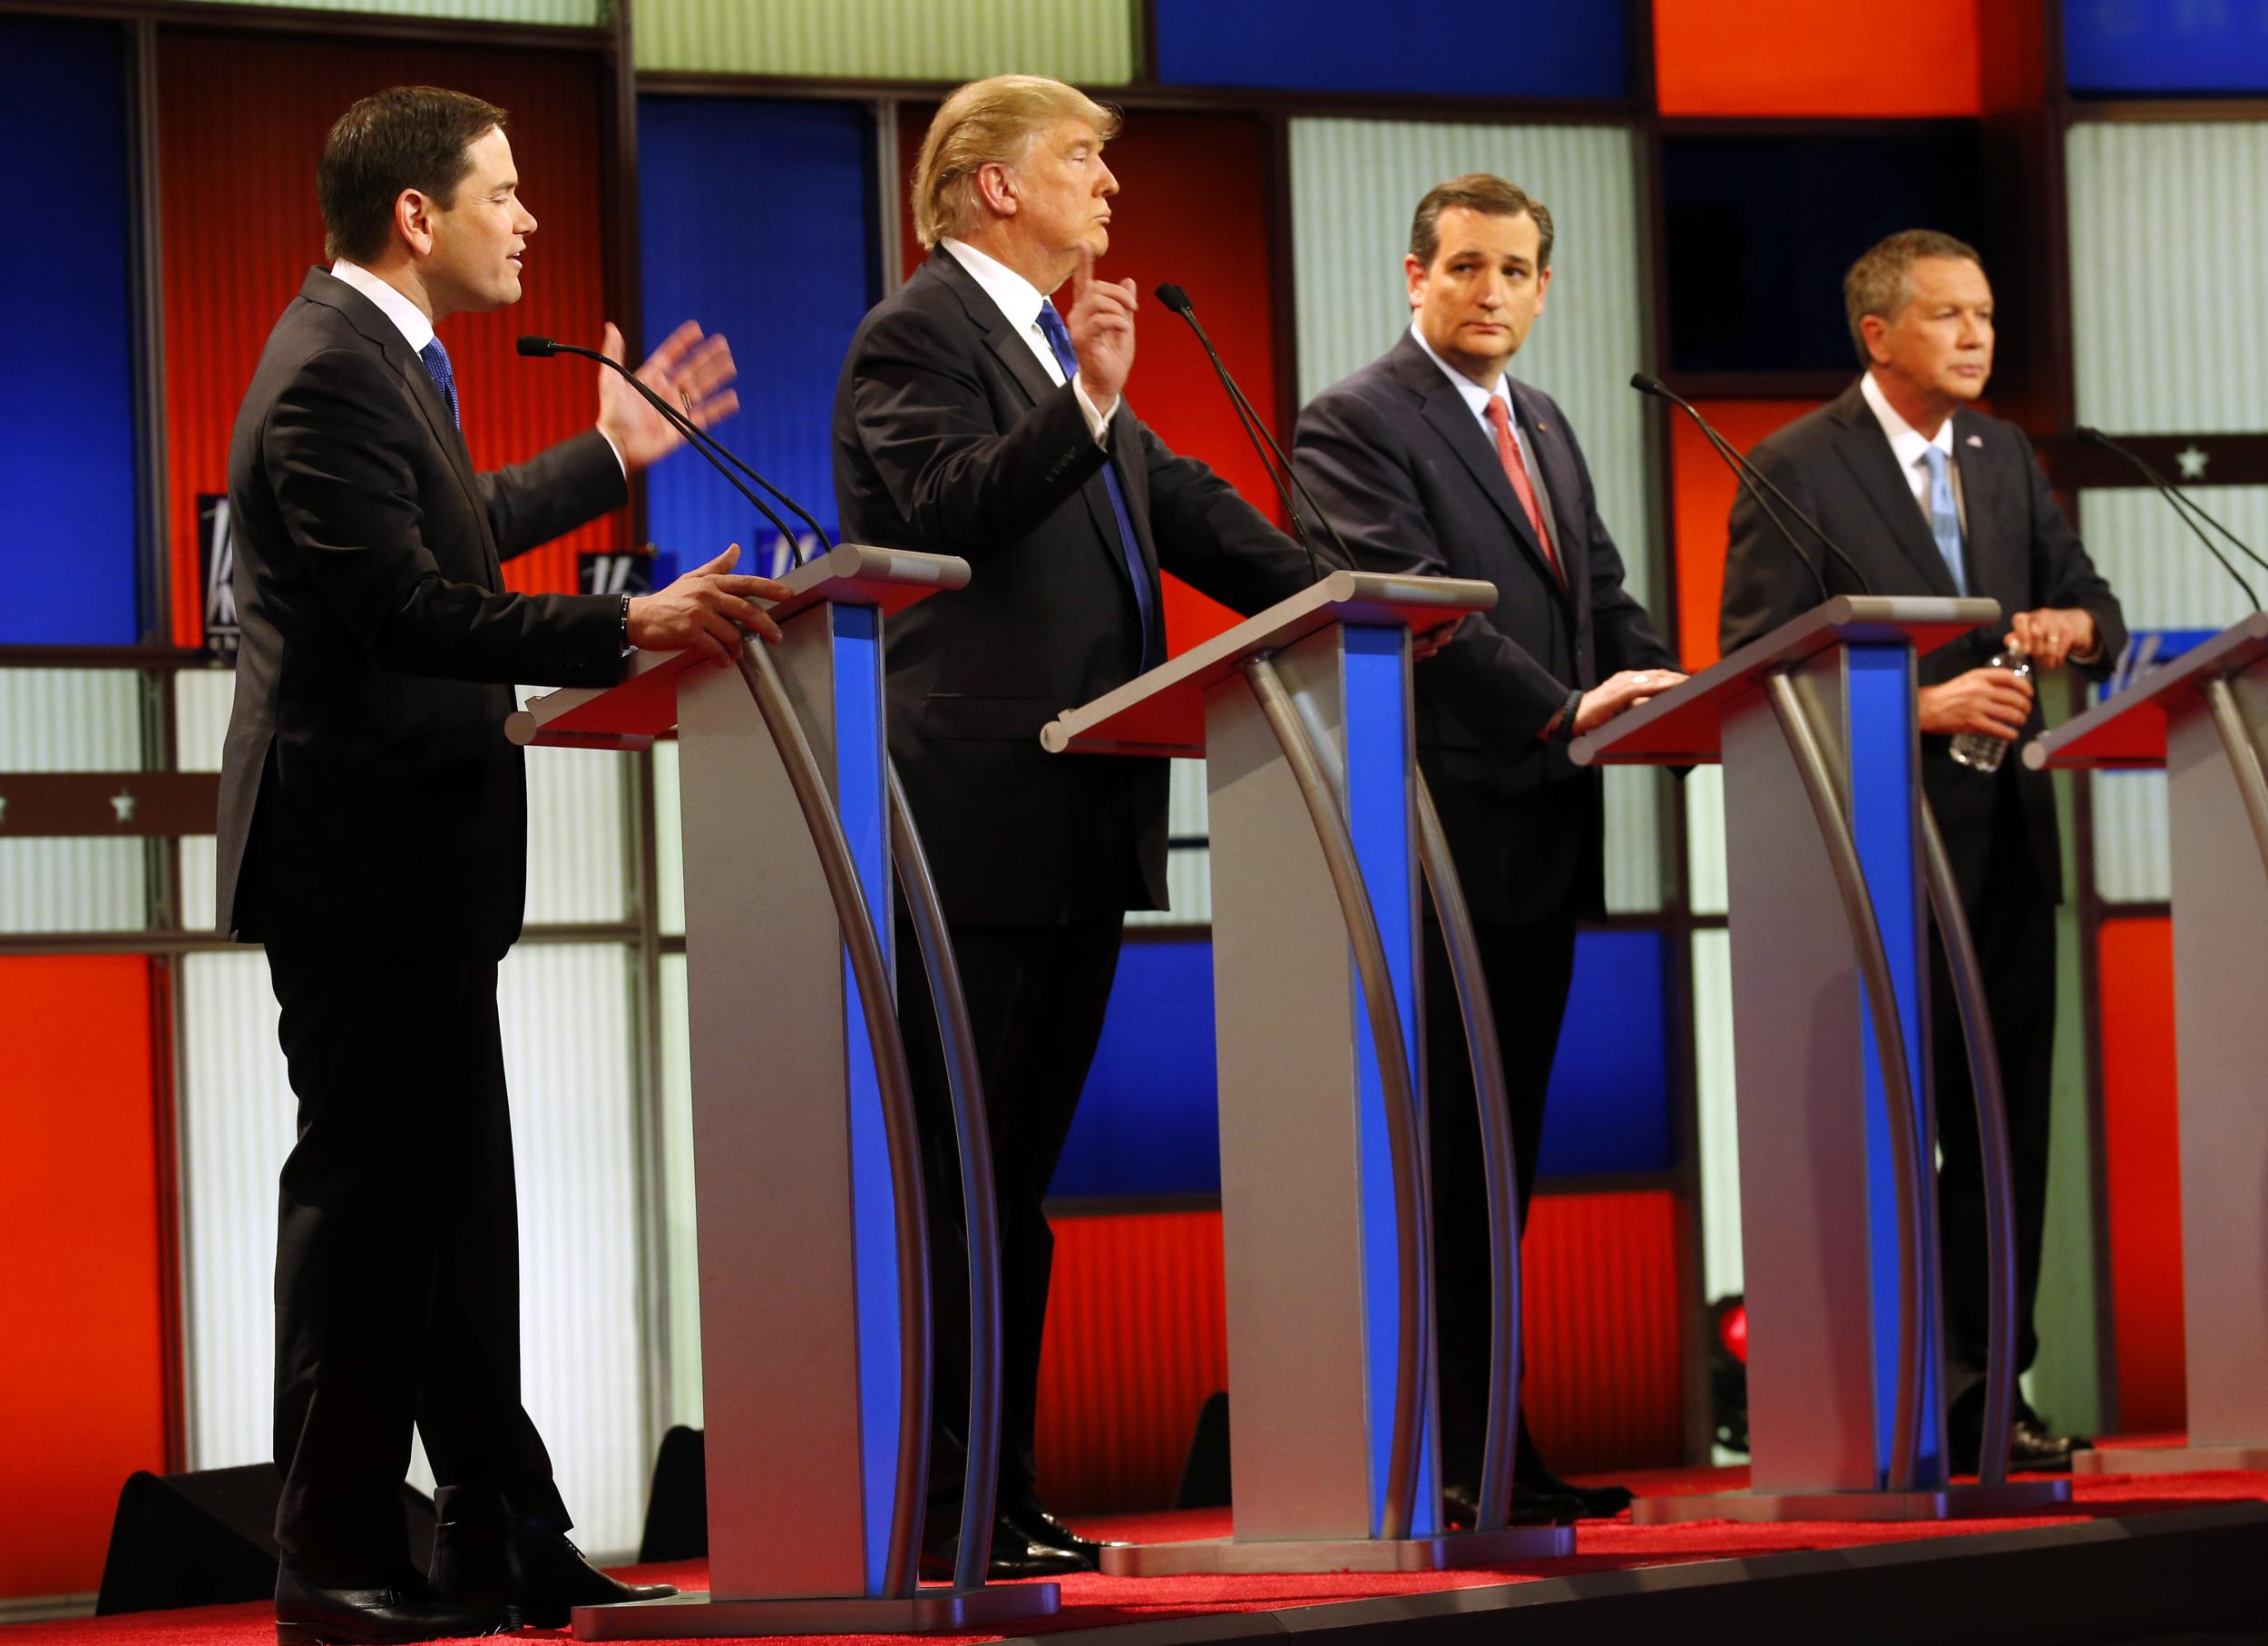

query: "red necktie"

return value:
[1485, 395, 1562, 585]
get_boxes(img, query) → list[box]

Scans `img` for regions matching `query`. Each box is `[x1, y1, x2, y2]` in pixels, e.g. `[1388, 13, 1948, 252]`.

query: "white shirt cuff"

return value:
[1074, 381, 1118, 444]
[599, 429, 628, 477]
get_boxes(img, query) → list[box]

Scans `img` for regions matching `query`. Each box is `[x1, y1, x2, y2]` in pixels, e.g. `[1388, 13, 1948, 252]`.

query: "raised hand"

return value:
[1919, 665, 2036, 742]
[1574, 668, 1686, 735]
[1065, 246, 1137, 409]
[597, 319, 740, 472]
[626, 544, 790, 660]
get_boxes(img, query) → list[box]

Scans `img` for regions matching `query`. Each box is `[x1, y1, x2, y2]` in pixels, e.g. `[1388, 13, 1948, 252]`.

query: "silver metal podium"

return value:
[1043, 570, 1572, 1573]
[1577, 596, 2068, 1523]
[2028, 612, 2268, 1476]
[507, 544, 1060, 1636]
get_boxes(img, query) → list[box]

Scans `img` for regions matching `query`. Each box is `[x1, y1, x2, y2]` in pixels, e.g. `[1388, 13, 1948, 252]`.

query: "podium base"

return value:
[2077, 1442, 2268, 1475]
[1098, 1525, 1572, 1575]
[570, 1582, 1061, 1640]
[1633, 1479, 2068, 1524]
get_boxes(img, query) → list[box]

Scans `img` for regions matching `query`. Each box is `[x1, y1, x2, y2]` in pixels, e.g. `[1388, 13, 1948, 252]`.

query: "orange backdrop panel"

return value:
[1033, 1190, 1685, 1510]
[897, 109, 1282, 658]
[158, 32, 623, 648]
[0, 956, 167, 1599]
[2096, 916, 2186, 1435]
[1670, 400, 1820, 671]
[1654, 0, 1983, 118]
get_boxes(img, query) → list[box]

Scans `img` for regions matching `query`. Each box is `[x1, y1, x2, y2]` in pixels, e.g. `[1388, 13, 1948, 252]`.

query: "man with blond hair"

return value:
[1720, 229, 2124, 1475]
[834, 73, 1315, 1579]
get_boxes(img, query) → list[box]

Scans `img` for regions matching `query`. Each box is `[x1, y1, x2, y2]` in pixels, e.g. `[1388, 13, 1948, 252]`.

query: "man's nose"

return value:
[1097, 162, 1119, 197]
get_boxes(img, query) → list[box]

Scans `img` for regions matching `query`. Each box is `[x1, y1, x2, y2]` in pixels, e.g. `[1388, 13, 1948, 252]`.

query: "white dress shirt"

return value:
[940, 239, 1116, 443]
[327, 259, 625, 475]
[1860, 367, 1965, 535]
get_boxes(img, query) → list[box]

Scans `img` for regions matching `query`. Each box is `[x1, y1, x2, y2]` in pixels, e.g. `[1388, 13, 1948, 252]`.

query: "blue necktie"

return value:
[419, 337, 460, 430]
[1033, 302, 1154, 667]
[1921, 446, 1968, 593]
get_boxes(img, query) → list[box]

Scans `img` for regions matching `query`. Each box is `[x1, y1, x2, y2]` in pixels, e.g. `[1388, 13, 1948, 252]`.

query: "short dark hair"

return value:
[318, 86, 507, 263]
[1843, 229, 1985, 365]
[1410, 173, 1556, 272]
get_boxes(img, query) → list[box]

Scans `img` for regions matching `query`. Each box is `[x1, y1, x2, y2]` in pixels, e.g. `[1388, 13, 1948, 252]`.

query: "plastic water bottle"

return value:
[1949, 647, 2033, 773]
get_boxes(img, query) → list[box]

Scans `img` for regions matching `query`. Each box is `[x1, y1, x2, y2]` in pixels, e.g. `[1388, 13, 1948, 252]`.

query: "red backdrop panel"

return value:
[0, 957, 166, 1599]
[157, 32, 623, 648]
[1670, 400, 1820, 671]
[1654, 0, 1984, 118]
[1033, 1190, 1685, 1511]
[2096, 916, 2186, 1435]
[895, 109, 1283, 657]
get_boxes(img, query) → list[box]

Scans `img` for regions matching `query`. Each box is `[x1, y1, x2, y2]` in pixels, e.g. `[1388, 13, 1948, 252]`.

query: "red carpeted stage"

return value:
[17, 1460, 2268, 1646]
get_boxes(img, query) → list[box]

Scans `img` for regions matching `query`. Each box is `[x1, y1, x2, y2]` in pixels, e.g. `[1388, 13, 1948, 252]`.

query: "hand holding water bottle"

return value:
[1920, 652, 2035, 772]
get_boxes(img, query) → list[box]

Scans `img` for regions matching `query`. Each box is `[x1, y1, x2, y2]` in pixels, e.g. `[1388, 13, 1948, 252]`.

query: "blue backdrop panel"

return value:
[637, 96, 875, 579]
[1054, 936, 1222, 1200]
[1155, 0, 1626, 99]
[2, 19, 141, 646]
[1534, 929, 1673, 1179]
[2066, 0, 2268, 95]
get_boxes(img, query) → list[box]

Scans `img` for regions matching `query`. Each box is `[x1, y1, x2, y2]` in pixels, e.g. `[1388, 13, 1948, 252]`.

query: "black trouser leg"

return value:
[898, 915, 1125, 1535]
[1425, 913, 1579, 1496]
[267, 945, 557, 1581]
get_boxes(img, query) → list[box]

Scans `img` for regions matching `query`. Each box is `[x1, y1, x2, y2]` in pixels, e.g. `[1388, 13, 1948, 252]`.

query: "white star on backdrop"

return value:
[110, 789, 137, 824]
[2176, 445, 2210, 480]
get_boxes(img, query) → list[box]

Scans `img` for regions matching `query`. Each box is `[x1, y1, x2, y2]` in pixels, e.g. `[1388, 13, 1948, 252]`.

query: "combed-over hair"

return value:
[911, 74, 1119, 250]
[319, 85, 507, 264]
[1843, 229, 1985, 365]
[1409, 173, 1556, 271]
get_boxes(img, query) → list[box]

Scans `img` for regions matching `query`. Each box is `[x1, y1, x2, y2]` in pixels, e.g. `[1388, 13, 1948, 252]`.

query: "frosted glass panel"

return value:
[1692, 928, 1742, 1303]
[1601, 764, 1662, 914]
[520, 698, 629, 926]
[657, 953, 700, 1428]
[1686, 763, 1728, 917]
[1129, 759, 1209, 927]
[654, 740, 686, 939]
[0, 668, 146, 932]
[165, 0, 600, 17]
[173, 668, 234, 771]
[636, 0, 1135, 82]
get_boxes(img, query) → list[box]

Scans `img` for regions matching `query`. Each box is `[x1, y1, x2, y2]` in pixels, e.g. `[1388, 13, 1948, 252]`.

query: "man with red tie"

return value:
[1294, 173, 1680, 1527]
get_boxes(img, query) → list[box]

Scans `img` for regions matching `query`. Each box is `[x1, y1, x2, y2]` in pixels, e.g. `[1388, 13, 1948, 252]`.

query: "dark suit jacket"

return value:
[218, 269, 629, 956]
[1719, 380, 2127, 903]
[1294, 331, 1674, 922]
[832, 248, 1315, 925]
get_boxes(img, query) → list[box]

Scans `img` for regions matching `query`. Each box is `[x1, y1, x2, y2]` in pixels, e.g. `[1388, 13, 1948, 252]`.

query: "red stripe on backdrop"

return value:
[2096, 917, 2186, 1435]
[895, 109, 1282, 657]
[0, 957, 166, 1600]
[157, 33, 623, 648]
[1033, 1191, 1684, 1512]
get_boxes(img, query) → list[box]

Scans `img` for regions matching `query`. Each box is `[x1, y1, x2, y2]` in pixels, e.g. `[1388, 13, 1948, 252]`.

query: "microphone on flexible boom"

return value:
[1152, 282, 1330, 584]
[518, 335, 829, 567]
[1629, 372, 1872, 604]
[2075, 426, 2263, 611]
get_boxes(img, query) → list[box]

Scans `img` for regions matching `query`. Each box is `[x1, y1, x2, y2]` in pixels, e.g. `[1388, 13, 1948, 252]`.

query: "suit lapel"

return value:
[1827, 388, 1964, 598]
[1510, 379, 1581, 602]
[1395, 339, 1563, 597]
[1950, 411, 2000, 606]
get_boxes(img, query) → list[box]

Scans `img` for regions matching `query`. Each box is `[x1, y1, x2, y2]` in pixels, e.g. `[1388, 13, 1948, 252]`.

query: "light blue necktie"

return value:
[1921, 446, 1968, 593]
[1033, 301, 1154, 668]
[419, 337, 460, 429]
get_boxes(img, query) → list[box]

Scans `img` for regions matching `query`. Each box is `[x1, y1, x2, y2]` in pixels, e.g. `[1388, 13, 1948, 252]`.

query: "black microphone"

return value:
[518, 335, 827, 567]
[2076, 426, 2263, 610]
[1630, 372, 1872, 603]
[1152, 283, 1325, 584]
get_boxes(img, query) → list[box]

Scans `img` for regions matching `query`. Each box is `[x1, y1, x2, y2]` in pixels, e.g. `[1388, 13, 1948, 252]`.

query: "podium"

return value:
[1575, 596, 2068, 1522]
[505, 544, 1060, 1636]
[2026, 612, 2268, 1476]
[1042, 570, 1571, 1572]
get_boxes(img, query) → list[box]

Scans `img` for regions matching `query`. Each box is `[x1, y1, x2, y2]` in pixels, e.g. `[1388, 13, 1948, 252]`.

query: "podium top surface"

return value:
[2024, 612, 2268, 771]
[1572, 594, 2001, 767]
[505, 544, 967, 748]
[1040, 570, 1497, 758]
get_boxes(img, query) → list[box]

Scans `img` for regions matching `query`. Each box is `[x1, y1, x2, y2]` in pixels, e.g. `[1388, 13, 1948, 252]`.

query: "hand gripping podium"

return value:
[1575, 596, 2069, 1522]
[506, 544, 1060, 1636]
[1042, 570, 1572, 1572]
[2027, 612, 2268, 1475]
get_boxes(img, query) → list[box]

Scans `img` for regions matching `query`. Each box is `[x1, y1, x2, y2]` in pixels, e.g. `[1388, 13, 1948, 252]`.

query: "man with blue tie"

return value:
[1719, 229, 2126, 1476]
[220, 85, 781, 1643]
[833, 74, 1318, 1581]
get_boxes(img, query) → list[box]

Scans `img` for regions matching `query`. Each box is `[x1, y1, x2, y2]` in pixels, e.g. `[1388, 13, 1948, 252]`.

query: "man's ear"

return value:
[1403, 251, 1427, 309]
[973, 162, 1017, 219]
[1859, 311, 1892, 366]
[396, 188, 436, 257]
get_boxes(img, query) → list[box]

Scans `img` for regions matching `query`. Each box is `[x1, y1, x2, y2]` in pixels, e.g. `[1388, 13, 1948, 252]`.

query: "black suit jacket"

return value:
[832, 249, 1315, 925]
[1294, 332, 1674, 922]
[218, 269, 629, 956]
[1719, 380, 2127, 903]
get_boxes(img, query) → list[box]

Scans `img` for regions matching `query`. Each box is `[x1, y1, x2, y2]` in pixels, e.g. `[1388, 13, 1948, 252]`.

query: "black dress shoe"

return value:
[1520, 1465, 1635, 1518]
[275, 1564, 509, 1645]
[430, 1500, 677, 1627]
[919, 1516, 1091, 1582]
[1442, 1481, 1580, 1531]
[1001, 1500, 1106, 1566]
[1949, 1402, 2089, 1475]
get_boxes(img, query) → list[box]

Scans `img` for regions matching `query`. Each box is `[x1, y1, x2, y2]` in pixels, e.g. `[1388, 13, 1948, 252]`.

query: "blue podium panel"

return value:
[1537, 931, 1674, 1179]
